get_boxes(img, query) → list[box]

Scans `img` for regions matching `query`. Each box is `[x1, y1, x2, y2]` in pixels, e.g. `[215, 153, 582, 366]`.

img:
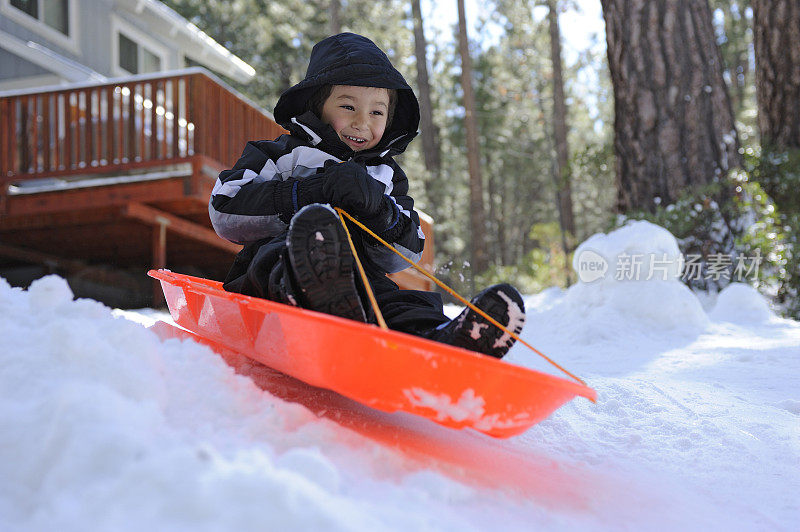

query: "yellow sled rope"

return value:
[335, 207, 593, 394]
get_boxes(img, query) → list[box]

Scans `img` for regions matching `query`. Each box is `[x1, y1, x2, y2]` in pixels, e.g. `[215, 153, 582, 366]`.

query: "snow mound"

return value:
[709, 282, 776, 324]
[3, 266, 800, 530]
[554, 280, 708, 342]
[5, 275, 547, 531]
[0, 277, 377, 530]
[549, 221, 708, 342]
[573, 220, 684, 284]
[27, 274, 75, 309]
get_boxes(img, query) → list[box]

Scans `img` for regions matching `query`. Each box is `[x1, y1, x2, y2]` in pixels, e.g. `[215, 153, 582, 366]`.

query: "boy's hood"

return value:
[274, 33, 420, 156]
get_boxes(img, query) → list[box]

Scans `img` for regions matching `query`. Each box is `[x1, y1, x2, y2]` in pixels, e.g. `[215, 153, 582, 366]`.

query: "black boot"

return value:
[430, 283, 526, 358]
[267, 253, 300, 306]
[286, 204, 367, 322]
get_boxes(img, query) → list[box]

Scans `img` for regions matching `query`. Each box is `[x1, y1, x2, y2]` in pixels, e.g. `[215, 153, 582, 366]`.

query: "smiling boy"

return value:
[209, 33, 525, 358]
[320, 85, 391, 151]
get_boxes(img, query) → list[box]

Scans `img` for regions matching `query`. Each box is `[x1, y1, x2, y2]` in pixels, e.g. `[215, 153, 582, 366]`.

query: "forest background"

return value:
[160, 0, 800, 318]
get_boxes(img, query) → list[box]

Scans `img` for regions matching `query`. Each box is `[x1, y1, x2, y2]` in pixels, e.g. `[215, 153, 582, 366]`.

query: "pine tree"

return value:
[547, 0, 575, 282]
[410, 0, 442, 210]
[456, 0, 489, 276]
[601, 0, 740, 213]
[752, 0, 800, 151]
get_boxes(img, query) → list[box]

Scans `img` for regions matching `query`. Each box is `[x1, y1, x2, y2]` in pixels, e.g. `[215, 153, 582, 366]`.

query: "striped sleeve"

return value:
[209, 138, 337, 244]
[363, 160, 426, 273]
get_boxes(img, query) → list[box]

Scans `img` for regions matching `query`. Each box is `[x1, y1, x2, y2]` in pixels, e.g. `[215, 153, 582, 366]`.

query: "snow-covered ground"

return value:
[1, 221, 798, 531]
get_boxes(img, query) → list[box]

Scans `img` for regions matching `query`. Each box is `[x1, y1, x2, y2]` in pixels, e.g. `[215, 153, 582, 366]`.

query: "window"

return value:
[10, 0, 68, 35]
[42, 0, 68, 34]
[142, 48, 161, 73]
[10, 0, 36, 18]
[117, 32, 163, 75]
[119, 33, 138, 74]
[111, 16, 168, 76]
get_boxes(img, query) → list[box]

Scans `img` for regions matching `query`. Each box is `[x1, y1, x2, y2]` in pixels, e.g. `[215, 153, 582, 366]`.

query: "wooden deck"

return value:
[0, 69, 433, 307]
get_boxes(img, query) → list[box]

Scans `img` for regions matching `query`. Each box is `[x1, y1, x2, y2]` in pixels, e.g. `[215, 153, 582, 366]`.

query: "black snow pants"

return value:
[222, 233, 450, 337]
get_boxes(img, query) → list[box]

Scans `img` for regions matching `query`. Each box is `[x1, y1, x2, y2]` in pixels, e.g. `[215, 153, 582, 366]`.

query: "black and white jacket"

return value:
[209, 33, 425, 275]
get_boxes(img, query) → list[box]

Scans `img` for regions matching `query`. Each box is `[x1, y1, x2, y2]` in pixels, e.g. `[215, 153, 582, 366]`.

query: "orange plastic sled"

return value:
[149, 269, 596, 438]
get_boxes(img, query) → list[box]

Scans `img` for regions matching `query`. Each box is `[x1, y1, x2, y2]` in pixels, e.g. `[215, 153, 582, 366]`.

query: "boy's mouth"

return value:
[343, 134, 369, 148]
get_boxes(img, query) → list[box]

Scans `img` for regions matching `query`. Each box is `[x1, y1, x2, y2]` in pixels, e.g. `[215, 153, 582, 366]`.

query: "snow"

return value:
[709, 282, 777, 324]
[2, 222, 799, 531]
[403, 388, 486, 423]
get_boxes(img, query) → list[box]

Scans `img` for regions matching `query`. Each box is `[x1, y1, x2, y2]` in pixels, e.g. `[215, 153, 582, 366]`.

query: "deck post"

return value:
[152, 217, 168, 306]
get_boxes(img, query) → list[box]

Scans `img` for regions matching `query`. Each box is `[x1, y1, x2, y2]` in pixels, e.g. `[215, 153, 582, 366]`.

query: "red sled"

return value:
[148, 269, 596, 438]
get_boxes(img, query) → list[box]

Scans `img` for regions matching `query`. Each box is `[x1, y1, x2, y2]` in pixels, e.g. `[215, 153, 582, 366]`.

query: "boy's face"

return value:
[320, 85, 390, 151]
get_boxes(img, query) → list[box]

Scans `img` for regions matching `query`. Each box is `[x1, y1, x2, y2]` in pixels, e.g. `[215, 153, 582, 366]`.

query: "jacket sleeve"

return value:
[363, 160, 426, 274]
[209, 137, 333, 244]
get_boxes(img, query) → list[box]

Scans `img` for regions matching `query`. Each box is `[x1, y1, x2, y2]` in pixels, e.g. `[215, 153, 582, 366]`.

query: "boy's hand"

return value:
[321, 161, 385, 217]
[273, 174, 327, 224]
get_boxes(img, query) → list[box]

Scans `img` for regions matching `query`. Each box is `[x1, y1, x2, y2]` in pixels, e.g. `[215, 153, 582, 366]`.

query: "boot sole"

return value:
[448, 284, 525, 358]
[287, 205, 366, 322]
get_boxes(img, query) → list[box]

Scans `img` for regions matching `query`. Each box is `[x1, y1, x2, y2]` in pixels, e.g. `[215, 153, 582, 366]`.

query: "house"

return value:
[0, 0, 255, 90]
[0, 0, 434, 308]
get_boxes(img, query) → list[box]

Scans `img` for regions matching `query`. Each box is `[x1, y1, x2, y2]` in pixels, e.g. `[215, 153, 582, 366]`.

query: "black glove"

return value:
[272, 174, 327, 224]
[361, 196, 398, 234]
[320, 160, 385, 218]
[362, 197, 412, 245]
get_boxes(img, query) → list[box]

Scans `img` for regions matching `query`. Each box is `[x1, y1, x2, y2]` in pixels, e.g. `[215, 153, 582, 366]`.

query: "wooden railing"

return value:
[0, 68, 285, 184]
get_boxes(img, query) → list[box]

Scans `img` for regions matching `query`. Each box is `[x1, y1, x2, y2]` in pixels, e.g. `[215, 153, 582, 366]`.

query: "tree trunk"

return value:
[601, 0, 741, 213]
[329, 0, 342, 35]
[485, 150, 509, 264]
[547, 0, 576, 238]
[410, 0, 442, 181]
[456, 0, 488, 274]
[752, 0, 800, 149]
[548, 0, 574, 284]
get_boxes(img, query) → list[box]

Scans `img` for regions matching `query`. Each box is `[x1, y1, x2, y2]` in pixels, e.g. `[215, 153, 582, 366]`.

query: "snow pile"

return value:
[504, 222, 799, 530]
[572, 220, 685, 283]
[709, 282, 776, 323]
[545, 220, 709, 345]
[0, 276, 505, 530]
[2, 220, 799, 530]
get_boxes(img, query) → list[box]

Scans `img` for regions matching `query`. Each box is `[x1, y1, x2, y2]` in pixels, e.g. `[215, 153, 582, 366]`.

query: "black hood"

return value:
[274, 33, 420, 156]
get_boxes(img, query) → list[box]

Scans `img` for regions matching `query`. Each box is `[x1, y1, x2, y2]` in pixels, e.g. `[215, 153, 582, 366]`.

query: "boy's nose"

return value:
[352, 111, 368, 129]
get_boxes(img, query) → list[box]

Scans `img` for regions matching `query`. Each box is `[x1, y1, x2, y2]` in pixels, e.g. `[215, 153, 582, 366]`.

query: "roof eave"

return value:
[122, 0, 255, 83]
[0, 28, 106, 83]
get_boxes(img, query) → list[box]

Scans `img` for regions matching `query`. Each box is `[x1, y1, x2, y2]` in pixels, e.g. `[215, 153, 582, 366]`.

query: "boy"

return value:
[210, 33, 525, 358]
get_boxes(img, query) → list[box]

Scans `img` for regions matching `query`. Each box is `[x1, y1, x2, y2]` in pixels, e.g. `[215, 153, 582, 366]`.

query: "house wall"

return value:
[0, 0, 83, 71]
[0, 0, 202, 90]
[0, 48, 50, 81]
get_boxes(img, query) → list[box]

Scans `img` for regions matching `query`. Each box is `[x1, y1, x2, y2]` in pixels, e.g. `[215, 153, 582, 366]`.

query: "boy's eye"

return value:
[372, 110, 384, 116]
[340, 105, 354, 111]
